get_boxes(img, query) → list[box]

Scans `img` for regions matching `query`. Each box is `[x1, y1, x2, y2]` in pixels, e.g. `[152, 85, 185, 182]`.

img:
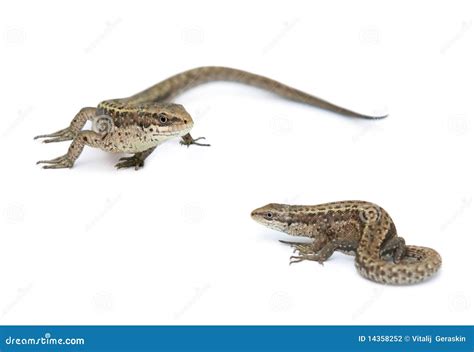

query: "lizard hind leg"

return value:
[290, 239, 358, 265]
[37, 130, 103, 169]
[34, 107, 97, 143]
[380, 236, 406, 264]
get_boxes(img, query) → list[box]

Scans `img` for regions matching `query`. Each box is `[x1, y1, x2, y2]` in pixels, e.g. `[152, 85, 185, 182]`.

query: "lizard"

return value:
[250, 201, 442, 285]
[35, 66, 387, 169]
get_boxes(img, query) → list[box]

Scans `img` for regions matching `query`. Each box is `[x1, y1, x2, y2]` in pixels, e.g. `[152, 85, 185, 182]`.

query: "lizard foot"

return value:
[180, 134, 210, 147]
[289, 253, 325, 266]
[289, 255, 305, 265]
[115, 155, 145, 170]
[36, 154, 73, 169]
[292, 244, 315, 255]
[34, 127, 76, 143]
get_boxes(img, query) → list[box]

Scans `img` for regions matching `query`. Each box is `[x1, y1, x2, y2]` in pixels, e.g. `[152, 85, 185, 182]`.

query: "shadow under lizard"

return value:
[35, 66, 387, 169]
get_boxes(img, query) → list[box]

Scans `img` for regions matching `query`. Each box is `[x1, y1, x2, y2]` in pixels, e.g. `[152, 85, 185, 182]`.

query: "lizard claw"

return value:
[292, 244, 315, 255]
[115, 155, 145, 170]
[289, 256, 304, 265]
[180, 134, 211, 147]
[289, 254, 325, 265]
[37, 154, 73, 169]
[34, 127, 76, 143]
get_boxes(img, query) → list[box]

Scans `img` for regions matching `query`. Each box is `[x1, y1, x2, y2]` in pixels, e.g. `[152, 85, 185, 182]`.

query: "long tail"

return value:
[356, 245, 442, 285]
[125, 66, 387, 119]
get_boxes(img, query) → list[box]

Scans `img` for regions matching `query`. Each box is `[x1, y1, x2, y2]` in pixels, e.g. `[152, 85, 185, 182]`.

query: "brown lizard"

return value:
[251, 201, 441, 285]
[35, 67, 386, 169]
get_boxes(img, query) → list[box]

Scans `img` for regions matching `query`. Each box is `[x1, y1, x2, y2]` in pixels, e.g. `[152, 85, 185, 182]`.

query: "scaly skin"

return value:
[251, 201, 441, 285]
[35, 66, 387, 169]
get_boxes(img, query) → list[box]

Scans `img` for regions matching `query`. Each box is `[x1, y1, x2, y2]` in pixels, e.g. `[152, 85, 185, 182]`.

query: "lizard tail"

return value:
[125, 66, 388, 119]
[355, 245, 442, 285]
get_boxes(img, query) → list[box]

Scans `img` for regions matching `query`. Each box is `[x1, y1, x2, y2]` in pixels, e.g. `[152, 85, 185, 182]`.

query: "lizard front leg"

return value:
[180, 133, 210, 147]
[280, 237, 327, 253]
[34, 107, 96, 143]
[290, 239, 359, 265]
[37, 130, 103, 169]
[115, 147, 157, 170]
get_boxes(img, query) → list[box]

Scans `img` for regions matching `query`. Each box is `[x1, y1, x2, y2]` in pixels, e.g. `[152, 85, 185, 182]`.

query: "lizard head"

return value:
[250, 203, 292, 233]
[139, 103, 194, 137]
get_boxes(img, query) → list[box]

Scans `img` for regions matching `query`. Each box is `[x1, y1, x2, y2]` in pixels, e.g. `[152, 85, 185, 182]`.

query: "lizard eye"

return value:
[158, 114, 168, 123]
[264, 212, 273, 220]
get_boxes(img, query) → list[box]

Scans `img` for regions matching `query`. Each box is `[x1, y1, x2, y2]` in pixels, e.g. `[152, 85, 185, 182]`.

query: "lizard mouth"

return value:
[152, 124, 193, 137]
[153, 132, 181, 137]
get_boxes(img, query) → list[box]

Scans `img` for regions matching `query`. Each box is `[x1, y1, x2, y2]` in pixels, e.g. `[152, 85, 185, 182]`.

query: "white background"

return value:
[0, 0, 473, 325]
